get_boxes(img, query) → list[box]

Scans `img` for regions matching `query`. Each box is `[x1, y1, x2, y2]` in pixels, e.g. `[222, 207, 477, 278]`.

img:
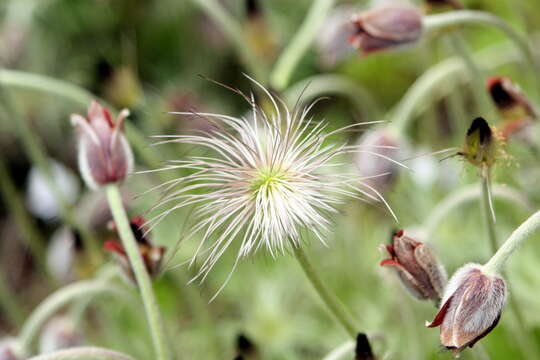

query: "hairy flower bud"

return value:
[316, 5, 356, 68]
[427, 264, 506, 355]
[71, 101, 133, 190]
[380, 230, 447, 301]
[486, 76, 537, 139]
[458, 117, 498, 168]
[349, 5, 423, 55]
[105, 216, 166, 281]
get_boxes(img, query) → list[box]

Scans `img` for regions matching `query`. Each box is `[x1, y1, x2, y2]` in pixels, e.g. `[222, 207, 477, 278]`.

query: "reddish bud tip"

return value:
[380, 230, 447, 301]
[71, 101, 133, 190]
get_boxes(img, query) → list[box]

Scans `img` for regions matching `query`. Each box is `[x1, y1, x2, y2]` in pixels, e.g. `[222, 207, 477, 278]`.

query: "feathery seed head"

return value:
[146, 79, 398, 283]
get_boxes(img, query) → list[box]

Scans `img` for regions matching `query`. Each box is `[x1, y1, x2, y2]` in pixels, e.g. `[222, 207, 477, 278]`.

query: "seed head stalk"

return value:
[293, 245, 358, 338]
[105, 184, 170, 360]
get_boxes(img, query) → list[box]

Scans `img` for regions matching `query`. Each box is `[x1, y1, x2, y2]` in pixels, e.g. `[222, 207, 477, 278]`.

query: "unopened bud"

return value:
[71, 101, 133, 190]
[486, 76, 537, 139]
[427, 264, 506, 355]
[349, 5, 423, 55]
[39, 317, 83, 354]
[380, 230, 447, 301]
[458, 117, 498, 168]
[105, 216, 166, 282]
[316, 5, 356, 68]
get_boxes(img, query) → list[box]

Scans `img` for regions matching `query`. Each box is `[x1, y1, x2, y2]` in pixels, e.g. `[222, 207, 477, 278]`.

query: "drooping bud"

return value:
[355, 129, 402, 194]
[486, 76, 537, 139]
[427, 264, 506, 355]
[104, 216, 165, 281]
[458, 117, 498, 169]
[349, 5, 423, 55]
[380, 229, 447, 301]
[71, 101, 134, 190]
[355, 333, 375, 360]
[38, 317, 83, 354]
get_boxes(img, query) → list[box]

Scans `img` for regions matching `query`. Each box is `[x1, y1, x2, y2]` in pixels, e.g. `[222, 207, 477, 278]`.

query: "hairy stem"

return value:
[422, 185, 531, 239]
[293, 245, 357, 338]
[480, 173, 498, 253]
[27, 347, 137, 360]
[270, 0, 335, 90]
[105, 185, 170, 360]
[18, 279, 127, 354]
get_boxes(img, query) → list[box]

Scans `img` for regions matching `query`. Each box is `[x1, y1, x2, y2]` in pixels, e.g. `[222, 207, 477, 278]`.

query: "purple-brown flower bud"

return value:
[380, 230, 447, 301]
[71, 101, 134, 190]
[427, 264, 506, 355]
[105, 216, 166, 282]
[486, 76, 537, 139]
[349, 5, 423, 55]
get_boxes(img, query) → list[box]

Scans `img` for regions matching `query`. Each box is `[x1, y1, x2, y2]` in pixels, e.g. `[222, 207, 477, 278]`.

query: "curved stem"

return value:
[423, 10, 540, 95]
[483, 210, 540, 275]
[190, 0, 266, 81]
[270, 0, 335, 90]
[18, 279, 128, 354]
[293, 245, 357, 338]
[283, 74, 381, 119]
[389, 41, 518, 135]
[105, 185, 170, 360]
[27, 347, 137, 360]
[421, 184, 532, 239]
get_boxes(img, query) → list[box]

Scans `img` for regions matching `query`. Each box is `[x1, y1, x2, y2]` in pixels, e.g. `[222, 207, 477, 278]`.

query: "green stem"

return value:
[18, 279, 127, 354]
[389, 41, 518, 135]
[480, 173, 498, 253]
[422, 184, 531, 239]
[270, 0, 335, 90]
[423, 10, 540, 95]
[105, 185, 170, 360]
[292, 245, 357, 338]
[0, 269, 26, 328]
[189, 0, 266, 81]
[27, 347, 137, 360]
[483, 210, 540, 275]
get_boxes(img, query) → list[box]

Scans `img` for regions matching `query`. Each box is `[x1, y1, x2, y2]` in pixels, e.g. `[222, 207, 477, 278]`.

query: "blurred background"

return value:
[1, 0, 540, 359]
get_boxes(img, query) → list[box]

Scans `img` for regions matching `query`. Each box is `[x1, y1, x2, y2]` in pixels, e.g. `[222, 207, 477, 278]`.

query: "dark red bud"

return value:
[380, 230, 446, 301]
